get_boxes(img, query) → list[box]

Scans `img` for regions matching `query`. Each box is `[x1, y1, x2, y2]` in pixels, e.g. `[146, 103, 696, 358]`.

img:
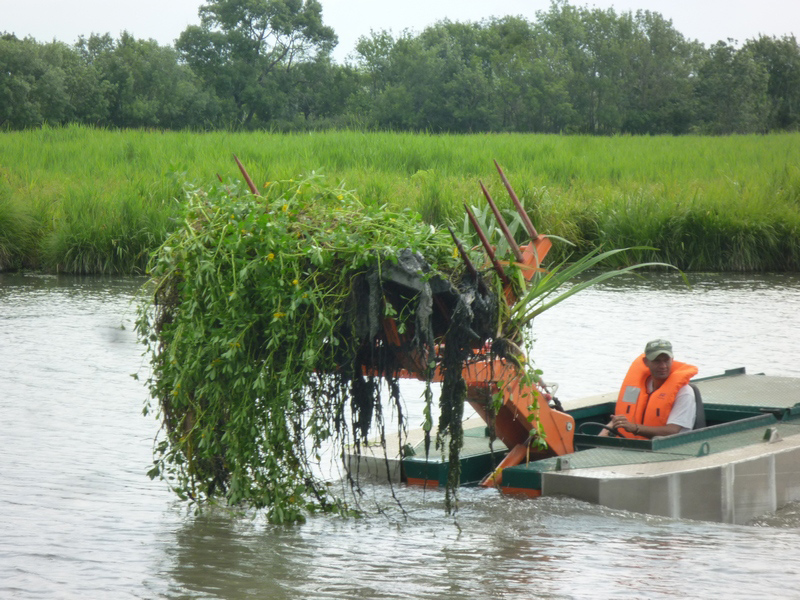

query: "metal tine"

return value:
[447, 226, 480, 280]
[479, 180, 524, 263]
[494, 159, 539, 240]
[464, 203, 511, 288]
[233, 154, 260, 196]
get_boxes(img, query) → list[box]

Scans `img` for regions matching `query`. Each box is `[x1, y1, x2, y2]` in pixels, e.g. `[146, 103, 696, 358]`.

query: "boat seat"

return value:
[690, 383, 706, 429]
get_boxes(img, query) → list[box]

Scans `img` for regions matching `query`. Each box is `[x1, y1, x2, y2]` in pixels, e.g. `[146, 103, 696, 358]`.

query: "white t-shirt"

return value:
[646, 380, 696, 432]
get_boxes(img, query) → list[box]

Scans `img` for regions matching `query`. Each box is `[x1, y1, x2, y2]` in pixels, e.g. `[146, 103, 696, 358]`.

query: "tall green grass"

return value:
[1, 125, 799, 272]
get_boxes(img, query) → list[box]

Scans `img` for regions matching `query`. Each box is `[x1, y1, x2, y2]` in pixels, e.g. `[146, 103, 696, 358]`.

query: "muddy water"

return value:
[1, 272, 799, 599]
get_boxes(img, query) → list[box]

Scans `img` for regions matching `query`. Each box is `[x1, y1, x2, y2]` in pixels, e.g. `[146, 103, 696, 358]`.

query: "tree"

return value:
[354, 29, 395, 101]
[480, 16, 576, 133]
[0, 35, 48, 128]
[362, 21, 496, 132]
[745, 35, 800, 131]
[694, 41, 769, 134]
[535, 1, 597, 133]
[176, 0, 337, 128]
[415, 21, 495, 132]
[52, 39, 111, 125]
[289, 58, 359, 124]
[0, 34, 107, 129]
[75, 32, 216, 129]
[628, 11, 701, 134]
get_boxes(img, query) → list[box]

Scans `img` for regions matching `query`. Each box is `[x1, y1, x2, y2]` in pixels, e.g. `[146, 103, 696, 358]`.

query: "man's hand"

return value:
[609, 415, 637, 433]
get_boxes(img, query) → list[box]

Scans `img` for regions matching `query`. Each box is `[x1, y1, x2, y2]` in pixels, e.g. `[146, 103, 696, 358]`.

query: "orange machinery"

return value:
[382, 161, 575, 489]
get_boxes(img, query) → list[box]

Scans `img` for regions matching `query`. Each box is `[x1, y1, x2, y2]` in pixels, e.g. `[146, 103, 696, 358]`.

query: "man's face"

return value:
[645, 353, 672, 381]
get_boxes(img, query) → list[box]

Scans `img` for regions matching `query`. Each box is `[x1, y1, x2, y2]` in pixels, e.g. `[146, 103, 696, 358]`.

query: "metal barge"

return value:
[340, 162, 800, 525]
[350, 368, 800, 524]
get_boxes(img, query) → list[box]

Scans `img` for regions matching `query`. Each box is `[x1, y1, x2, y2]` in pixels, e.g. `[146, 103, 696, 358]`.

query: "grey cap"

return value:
[645, 339, 673, 361]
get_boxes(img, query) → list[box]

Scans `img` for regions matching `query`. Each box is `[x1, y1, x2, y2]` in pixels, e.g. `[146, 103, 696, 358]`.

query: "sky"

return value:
[2, 0, 798, 63]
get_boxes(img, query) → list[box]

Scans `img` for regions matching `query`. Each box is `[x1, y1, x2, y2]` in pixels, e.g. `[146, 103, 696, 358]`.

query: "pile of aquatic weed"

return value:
[135, 172, 502, 523]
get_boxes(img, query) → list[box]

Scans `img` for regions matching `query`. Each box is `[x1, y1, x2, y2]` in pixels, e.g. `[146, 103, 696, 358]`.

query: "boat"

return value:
[346, 163, 800, 524]
[357, 367, 800, 525]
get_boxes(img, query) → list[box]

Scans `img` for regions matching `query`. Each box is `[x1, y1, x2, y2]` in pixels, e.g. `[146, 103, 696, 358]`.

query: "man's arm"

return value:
[666, 385, 697, 432]
[607, 416, 683, 439]
[631, 422, 683, 438]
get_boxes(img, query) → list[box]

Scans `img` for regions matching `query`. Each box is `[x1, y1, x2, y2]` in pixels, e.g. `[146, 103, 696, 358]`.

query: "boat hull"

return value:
[347, 370, 800, 523]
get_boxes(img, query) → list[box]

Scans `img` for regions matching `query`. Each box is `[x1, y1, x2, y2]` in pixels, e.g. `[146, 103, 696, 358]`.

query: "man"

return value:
[603, 339, 698, 439]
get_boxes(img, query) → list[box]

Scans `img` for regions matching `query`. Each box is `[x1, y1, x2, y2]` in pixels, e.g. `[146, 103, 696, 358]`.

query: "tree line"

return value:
[2, 0, 799, 134]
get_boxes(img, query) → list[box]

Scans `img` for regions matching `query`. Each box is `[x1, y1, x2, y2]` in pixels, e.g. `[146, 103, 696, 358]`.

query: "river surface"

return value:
[2, 272, 800, 599]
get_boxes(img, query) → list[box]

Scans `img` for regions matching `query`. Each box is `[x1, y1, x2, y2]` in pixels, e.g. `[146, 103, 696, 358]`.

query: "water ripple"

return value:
[2, 273, 800, 599]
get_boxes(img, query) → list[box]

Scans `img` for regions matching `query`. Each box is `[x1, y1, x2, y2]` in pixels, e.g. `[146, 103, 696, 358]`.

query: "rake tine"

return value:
[233, 154, 260, 196]
[447, 226, 480, 280]
[494, 159, 538, 239]
[464, 203, 511, 288]
[479, 180, 523, 263]
[216, 173, 224, 183]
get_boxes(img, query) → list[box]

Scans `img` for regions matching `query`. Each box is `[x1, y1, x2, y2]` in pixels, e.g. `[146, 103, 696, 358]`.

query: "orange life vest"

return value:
[614, 354, 698, 439]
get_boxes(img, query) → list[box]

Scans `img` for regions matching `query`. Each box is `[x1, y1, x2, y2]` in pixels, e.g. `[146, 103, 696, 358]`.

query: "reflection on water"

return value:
[2, 272, 800, 599]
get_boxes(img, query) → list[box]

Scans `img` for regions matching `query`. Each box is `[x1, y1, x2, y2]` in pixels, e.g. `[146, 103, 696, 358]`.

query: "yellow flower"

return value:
[452, 246, 459, 259]
[282, 204, 288, 212]
[264, 181, 271, 187]
[337, 194, 343, 200]
[267, 253, 275, 261]
[273, 312, 286, 319]
[292, 279, 299, 286]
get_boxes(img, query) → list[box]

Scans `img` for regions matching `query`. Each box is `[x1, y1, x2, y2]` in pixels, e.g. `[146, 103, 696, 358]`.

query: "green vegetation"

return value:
[2, 127, 799, 273]
[2, 0, 799, 134]
[136, 172, 478, 522]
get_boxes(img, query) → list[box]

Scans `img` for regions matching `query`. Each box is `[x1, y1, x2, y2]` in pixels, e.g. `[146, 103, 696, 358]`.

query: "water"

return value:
[2, 272, 800, 599]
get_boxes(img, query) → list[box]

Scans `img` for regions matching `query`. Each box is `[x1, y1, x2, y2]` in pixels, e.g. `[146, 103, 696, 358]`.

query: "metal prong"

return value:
[447, 226, 479, 280]
[464, 203, 510, 287]
[233, 154, 260, 196]
[480, 180, 523, 262]
[494, 159, 538, 239]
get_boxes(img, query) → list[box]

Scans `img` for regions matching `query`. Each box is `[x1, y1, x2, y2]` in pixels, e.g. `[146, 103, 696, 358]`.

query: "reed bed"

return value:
[1, 125, 798, 273]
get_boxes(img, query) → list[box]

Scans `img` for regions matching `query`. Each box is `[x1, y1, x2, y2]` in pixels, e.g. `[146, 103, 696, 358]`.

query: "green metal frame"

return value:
[403, 448, 508, 487]
[402, 368, 800, 494]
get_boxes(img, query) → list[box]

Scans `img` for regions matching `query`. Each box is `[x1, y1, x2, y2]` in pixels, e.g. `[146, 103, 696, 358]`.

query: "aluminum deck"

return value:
[347, 371, 800, 523]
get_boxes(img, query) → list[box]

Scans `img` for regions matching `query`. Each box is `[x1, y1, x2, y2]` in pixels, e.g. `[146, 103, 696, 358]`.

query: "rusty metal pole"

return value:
[479, 180, 524, 263]
[463, 203, 511, 288]
[494, 160, 538, 240]
[233, 154, 260, 196]
[447, 226, 480, 280]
